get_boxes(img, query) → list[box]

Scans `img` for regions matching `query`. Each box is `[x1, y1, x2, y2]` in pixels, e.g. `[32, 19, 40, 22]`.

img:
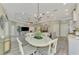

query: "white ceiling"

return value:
[2, 3, 76, 22]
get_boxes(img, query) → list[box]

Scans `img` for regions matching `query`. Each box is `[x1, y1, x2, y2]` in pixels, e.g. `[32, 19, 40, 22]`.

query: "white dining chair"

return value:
[16, 37, 37, 55]
[51, 32, 57, 39]
[48, 38, 58, 55]
[37, 38, 58, 55]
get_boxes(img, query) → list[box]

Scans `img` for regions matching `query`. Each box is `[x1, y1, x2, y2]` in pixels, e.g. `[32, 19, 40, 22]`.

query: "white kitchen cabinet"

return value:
[68, 35, 79, 55]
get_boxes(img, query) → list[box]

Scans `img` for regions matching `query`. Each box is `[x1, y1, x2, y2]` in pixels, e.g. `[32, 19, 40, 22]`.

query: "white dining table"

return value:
[25, 33, 57, 47]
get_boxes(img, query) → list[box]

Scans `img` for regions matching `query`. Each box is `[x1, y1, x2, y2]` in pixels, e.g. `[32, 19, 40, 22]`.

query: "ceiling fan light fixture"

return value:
[63, 3, 67, 5]
[46, 11, 50, 14]
[34, 14, 37, 17]
[65, 9, 69, 12]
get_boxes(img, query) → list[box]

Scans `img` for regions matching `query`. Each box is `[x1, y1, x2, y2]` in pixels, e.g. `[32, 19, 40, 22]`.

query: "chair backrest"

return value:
[16, 37, 22, 45]
[48, 38, 58, 55]
[16, 37, 24, 55]
[50, 32, 57, 40]
[18, 31, 29, 46]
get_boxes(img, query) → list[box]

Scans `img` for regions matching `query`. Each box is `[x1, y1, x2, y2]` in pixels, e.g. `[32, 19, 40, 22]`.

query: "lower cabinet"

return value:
[0, 38, 11, 55]
[68, 36, 79, 55]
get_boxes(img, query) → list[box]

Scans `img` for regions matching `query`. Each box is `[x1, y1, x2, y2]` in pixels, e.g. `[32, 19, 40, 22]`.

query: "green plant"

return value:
[34, 31, 43, 39]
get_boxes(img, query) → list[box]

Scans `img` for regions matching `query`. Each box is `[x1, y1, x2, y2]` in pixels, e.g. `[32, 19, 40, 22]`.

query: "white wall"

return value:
[75, 4, 79, 28]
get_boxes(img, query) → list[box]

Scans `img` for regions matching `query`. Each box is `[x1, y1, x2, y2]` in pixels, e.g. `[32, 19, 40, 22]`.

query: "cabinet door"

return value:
[0, 27, 4, 54]
[0, 40, 3, 54]
[69, 37, 79, 55]
[4, 39, 11, 53]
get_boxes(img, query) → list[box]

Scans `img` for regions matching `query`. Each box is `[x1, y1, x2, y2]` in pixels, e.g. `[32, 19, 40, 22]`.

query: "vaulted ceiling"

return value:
[2, 3, 76, 22]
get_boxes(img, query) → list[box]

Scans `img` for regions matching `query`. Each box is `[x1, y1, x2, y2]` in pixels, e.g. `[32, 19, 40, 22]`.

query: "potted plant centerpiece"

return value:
[34, 26, 43, 39]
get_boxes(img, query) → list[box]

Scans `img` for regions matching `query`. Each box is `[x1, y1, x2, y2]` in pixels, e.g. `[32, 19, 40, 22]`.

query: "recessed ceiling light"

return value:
[34, 14, 37, 17]
[40, 13, 42, 16]
[65, 9, 68, 11]
[46, 11, 50, 14]
[1, 35, 4, 39]
[22, 12, 25, 15]
[63, 3, 67, 5]
[65, 9, 69, 12]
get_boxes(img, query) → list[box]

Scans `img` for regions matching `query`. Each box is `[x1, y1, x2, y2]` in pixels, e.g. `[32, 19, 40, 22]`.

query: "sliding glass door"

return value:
[52, 20, 69, 37]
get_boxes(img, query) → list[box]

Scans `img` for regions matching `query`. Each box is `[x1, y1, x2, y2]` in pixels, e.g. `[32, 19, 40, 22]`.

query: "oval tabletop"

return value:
[25, 34, 56, 47]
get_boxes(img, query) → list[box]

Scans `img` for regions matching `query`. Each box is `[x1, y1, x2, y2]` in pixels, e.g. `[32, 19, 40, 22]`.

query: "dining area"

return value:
[8, 21, 59, 55]
[5, 22, 68, 55]
[6, 33, 68, 55]
[6, 31, 68, 55]
[17, 32, 58, 55]
[1, 3, 79, 55]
